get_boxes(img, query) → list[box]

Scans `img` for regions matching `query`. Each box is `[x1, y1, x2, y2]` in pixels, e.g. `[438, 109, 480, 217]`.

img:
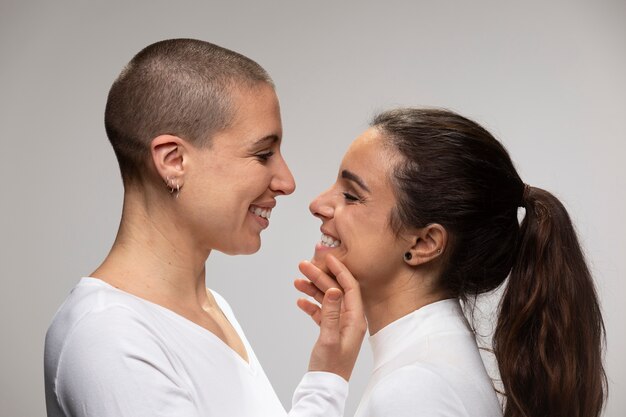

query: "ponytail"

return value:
[494, 186, 607, 417]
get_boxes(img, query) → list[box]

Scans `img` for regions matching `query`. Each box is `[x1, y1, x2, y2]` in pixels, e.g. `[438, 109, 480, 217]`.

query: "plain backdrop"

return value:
[1, 0, 625, 416]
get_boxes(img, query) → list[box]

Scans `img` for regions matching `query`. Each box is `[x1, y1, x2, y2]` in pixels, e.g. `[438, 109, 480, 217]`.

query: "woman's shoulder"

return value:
[46, 278, 160, 355]
[369, 364, 465, 413]
[50, 277, 151, 324]
[368, 363, 502, 417]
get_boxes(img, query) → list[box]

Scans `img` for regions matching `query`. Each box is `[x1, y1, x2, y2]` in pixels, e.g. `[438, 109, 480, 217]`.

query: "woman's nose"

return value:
[270, 156, 296, 195]
[309, 188, 334, 219]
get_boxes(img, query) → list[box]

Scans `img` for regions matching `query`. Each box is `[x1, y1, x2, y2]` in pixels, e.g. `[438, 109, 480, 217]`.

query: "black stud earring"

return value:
[404, 252, 412, 261]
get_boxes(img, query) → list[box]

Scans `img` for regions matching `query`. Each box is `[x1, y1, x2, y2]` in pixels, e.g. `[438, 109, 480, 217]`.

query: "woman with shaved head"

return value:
[44, 39, 366, 417]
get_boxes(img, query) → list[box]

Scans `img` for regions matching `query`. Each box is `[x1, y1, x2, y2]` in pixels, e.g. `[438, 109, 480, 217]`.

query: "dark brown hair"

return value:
[104, 38, 273, 184]
[372, 108, 606, 417]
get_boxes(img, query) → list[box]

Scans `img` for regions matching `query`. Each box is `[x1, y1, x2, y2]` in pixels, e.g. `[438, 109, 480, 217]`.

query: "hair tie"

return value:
[520, 183, 531, 207]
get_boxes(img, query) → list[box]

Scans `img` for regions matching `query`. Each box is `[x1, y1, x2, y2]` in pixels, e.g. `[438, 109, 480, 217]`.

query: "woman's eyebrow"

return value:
[252, 135, 280, 147]
[341, 169, 370, 192]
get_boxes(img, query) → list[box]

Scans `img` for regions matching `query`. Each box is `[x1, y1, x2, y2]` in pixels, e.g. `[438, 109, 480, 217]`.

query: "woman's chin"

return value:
[310, 254, 330, 274]
[311, 249, 347, 276]
[217, 237, 261, 256]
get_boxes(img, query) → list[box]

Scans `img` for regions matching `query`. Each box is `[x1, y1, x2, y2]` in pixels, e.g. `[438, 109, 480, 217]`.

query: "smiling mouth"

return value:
[249, 205, 272, 220]
[320, 233, 341, 248]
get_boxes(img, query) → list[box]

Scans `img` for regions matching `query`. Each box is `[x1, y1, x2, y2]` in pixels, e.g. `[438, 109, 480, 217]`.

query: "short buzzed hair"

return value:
[104, 38, 273, 183]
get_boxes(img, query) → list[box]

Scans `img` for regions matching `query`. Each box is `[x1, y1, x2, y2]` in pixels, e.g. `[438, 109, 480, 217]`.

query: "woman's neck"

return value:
[90, 191, 214, 311]
[362, 271, 449, 335]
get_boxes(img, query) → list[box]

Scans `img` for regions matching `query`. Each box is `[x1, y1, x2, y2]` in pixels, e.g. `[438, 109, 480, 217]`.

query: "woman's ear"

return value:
[403, 223, 448, 266]
[150, 134, 187, 188]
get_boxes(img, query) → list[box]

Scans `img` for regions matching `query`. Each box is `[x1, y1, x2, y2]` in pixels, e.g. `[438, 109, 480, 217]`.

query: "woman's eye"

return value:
[256, 151, 274, 162]
[343, 192, 360, 202]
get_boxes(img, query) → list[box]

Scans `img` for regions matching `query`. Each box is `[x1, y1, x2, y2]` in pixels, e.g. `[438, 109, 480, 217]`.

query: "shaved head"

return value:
[104, 38, 273, 184]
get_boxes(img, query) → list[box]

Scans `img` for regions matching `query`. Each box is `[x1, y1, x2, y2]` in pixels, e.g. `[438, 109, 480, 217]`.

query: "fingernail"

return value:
[328, 290, 341, 301]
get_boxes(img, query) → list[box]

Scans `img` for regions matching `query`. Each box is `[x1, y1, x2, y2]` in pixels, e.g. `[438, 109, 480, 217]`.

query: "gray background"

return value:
[1, 0, 625, 416]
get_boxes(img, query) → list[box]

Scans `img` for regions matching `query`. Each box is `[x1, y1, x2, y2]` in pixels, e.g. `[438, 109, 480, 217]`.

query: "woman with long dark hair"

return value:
[296, 108, 606, 417]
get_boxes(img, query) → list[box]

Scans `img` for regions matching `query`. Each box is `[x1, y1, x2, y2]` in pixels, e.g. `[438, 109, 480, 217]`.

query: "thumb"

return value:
[319, 288, 343, 345]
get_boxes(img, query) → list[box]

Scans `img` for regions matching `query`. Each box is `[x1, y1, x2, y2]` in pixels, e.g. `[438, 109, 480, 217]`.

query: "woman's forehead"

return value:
[341, 129, 397, 187]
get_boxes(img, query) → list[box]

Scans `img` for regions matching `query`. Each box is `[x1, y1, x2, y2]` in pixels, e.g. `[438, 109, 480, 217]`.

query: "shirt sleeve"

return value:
[289, 371, 349, 417]
[367, 365, 469, 417]
[53, 306, 198, 417]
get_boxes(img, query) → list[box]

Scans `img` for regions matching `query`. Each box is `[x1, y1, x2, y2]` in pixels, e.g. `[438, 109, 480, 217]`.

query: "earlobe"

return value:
[403, 224, 447, 266]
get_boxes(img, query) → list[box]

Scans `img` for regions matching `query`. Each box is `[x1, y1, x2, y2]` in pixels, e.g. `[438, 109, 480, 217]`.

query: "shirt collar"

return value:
[368, 298, 470, 371]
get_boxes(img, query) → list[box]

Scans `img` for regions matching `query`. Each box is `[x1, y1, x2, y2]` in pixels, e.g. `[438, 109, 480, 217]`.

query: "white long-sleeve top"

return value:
[44, 277, 347, 417]
[354, 299, 503, 417]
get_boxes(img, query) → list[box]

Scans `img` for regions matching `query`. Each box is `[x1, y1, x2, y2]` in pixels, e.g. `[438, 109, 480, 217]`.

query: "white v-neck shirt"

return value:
[44, 277, 347, 417]
[354, 299, 503, 417]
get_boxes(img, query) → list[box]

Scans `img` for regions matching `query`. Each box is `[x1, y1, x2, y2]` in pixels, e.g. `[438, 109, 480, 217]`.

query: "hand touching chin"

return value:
[310, 255, 331, 276]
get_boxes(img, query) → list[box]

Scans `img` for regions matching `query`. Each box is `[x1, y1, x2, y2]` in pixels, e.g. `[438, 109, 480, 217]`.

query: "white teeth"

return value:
[250, 206, 272, 219]
[320, 233, 341, 248]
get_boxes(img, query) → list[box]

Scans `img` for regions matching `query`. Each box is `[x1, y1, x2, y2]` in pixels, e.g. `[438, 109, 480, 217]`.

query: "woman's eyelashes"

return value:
[342, 191, 361, 202]
[254, 151, 275, 162]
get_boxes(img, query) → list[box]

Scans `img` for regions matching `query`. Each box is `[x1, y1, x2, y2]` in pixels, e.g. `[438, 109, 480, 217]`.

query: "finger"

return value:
[325, 255, 367, 344]
[319, 288, 343, 345]
[299, 260, 341, 293]
[325, 255, 364, 312]
[294, 279, 325, 305]
[297, 298, 321, 326]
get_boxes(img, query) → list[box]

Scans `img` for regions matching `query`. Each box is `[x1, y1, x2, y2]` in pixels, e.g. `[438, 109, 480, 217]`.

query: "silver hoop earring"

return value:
[165, 177, 174, 194]
[164, 176, 180, 197]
